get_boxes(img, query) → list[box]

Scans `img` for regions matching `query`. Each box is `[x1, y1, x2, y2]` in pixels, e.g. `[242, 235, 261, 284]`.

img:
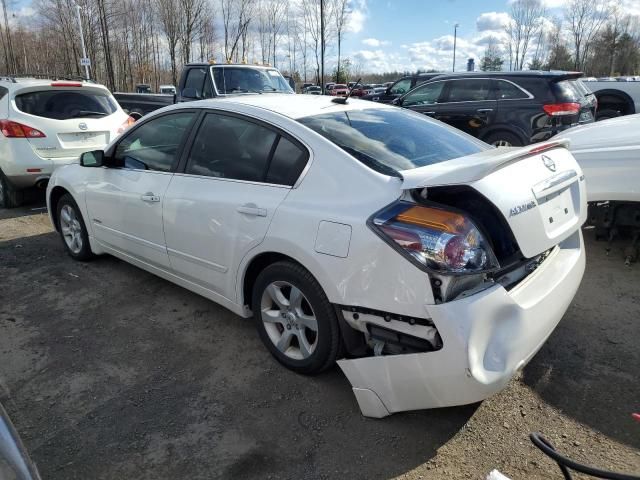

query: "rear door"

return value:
[434, 78, 497, 138]
[163, 111, 309, 302]
[10, 84, 128, 163]
[85, 111, 197, 269]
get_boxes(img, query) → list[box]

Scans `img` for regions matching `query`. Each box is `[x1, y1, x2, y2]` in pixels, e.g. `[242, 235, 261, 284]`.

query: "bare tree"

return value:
[566, 0, 608, 71]
[156, 0, 181, 85]
[221, 0, 253, 62]
[180, 0, 205, 64]
[505, 0, 546, 70]
[332, 0, 350, 82]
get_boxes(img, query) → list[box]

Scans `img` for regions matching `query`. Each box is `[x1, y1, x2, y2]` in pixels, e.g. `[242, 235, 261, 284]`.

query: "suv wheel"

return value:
[0, 171, 24, 209]
[484, 131, 523, 147]
[252, 261, 343, 375]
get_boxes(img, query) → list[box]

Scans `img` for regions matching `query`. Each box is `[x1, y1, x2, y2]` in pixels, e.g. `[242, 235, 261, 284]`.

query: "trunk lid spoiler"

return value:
[399, 139, 571, 190]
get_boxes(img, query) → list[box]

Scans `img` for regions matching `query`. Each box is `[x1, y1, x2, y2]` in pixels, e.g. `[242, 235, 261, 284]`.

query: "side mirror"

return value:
[80, 150, 104, 167]
[181, 87, 200, 100]
[391, 97, 402, 106]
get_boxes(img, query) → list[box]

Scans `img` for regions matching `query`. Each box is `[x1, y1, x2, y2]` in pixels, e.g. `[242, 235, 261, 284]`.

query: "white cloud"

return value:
[362, 38, 390, 47]
[346, 0, 367, 33]
[476, 12, 511, 31]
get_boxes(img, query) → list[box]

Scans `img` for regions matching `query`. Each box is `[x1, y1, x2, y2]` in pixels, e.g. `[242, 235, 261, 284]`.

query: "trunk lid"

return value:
[401, 141, 587, 258]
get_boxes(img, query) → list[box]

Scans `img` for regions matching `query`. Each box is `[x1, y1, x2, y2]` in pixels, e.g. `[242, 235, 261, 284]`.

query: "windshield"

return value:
[15, 90, 118, 119]
[212, 67, 293, 94]
[298, 108, 487, 177]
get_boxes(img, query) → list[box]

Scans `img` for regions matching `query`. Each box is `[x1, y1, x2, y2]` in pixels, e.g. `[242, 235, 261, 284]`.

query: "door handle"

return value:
[140, 192, 160, 203]
[237, 204, 267, 217]
[476, 108, 493, 114]
[424, 111, 436, 116]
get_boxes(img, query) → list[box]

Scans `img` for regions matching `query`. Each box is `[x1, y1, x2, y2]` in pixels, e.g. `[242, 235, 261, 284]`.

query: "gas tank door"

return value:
[315, 221, 352, 258]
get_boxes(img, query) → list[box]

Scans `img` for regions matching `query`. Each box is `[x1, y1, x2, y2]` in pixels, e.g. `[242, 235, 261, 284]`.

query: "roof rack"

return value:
[0, 73, 95, 83]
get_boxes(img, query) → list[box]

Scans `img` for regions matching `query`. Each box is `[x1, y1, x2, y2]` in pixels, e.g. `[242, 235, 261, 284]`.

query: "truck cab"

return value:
[177, 63, 294, 102]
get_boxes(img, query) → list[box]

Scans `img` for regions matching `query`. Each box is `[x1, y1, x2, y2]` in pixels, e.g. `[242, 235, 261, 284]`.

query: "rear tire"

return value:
[0, 171, 24, 209]
[596, 108, 621, 121]
[56, 193, 93, 261]
[484, 131, 524, 147]
[252, 261, 343, 375]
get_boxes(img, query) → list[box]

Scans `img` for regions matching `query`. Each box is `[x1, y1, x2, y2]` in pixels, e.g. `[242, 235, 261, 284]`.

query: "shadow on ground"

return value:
[1, 230, 476, 480]
[523, 230, 640, 450]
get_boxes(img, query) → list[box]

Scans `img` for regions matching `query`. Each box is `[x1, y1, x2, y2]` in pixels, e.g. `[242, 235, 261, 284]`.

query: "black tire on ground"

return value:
[596, 108, 622, 121]
[0, 170, 24, 209]
[252, 261, 343, 375]
[56, 193, 94, 261]
[483, 131, 524, 147]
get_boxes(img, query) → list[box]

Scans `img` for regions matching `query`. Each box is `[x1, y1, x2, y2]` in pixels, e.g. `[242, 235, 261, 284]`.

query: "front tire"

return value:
[252, 261, 342, 375]
[56, 193, 93, 261]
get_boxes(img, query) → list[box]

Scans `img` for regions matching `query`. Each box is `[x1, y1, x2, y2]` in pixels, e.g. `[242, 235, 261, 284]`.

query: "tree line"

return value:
[481, 0, 640, 75]
[0, 0, 352, 91]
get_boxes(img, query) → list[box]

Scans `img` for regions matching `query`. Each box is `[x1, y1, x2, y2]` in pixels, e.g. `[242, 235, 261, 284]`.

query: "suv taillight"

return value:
[0, 120, 46, 138]
[543, 103, 580, 116]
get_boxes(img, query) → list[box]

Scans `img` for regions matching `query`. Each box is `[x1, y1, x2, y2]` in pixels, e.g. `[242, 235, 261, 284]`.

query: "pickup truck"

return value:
[113, 63, 294, 119]
[582, 79, 640, 120]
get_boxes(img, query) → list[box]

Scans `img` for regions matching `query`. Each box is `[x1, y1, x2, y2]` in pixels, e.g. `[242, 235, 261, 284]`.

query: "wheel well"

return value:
[480, 128, 525, 145]
[48, 186, 71, 231]
[594, 90, 635, 115]
[242, 252, 306, 308]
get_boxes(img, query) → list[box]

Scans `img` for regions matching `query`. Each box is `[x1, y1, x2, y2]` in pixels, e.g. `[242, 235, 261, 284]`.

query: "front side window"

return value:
[298, 108, 487, 176]
[15, 90, 117, 120]
[402, 81, 445, 107]
[389, 79, 412, 95]
[446, 79, 493, 102]
[114, 112, 195, 172]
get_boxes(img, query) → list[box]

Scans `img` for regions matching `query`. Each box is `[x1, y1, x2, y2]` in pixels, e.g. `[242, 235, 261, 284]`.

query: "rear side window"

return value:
[266, 137, 308, 186]
[186, 113, 277, 182]
[496, 80, 529, 100]
[553, 80, 581, 102]
[14, 90, 117, 120]
[446, 79, 493, 102]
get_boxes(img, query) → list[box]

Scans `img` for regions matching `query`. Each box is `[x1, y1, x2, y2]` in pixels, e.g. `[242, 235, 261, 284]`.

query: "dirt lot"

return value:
[1, 201, 639, 480]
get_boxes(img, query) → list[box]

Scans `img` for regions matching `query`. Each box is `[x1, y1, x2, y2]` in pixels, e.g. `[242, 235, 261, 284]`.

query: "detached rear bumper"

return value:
[338, 230, 585, 418]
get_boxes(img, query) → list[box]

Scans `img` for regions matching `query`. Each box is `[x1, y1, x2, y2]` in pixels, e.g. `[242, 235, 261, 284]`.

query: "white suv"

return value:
[0, 76, 132, 207]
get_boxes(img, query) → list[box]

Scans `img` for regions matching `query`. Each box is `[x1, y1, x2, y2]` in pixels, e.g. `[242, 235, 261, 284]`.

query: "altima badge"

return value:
[78, 122, 88, 131]
[509, 200, 537, 217]
[542, 155, 556, 172]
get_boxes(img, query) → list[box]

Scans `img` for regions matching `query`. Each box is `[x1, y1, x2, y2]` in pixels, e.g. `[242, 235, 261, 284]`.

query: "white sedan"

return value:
[46, 96, 587, 418]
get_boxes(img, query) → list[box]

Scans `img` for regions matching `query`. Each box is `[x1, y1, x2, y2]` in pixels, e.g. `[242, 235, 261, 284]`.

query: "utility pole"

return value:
[320, 0, 324, 94]
[452, 23, 459, 72]
[75, 4, 90, 79]
[1, 0, 15, 74]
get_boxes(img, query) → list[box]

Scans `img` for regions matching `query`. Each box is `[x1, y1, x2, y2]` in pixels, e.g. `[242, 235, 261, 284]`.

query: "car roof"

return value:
[425, 70, 583, 80]
[186, 63, 278, 71]
[0, 77, 110, 94]
[186, 95, 395, 120]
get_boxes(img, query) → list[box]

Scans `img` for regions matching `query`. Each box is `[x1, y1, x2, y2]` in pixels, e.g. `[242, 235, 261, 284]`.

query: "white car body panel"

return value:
[556, 114, 640, 202]
[47, 96, 586, 417]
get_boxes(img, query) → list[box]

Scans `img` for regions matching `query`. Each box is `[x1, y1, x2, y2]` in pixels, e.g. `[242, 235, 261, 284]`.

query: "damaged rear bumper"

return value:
[338, 230, 585, 418]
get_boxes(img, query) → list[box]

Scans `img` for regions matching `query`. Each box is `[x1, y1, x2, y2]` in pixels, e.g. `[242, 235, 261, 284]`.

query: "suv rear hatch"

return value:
[400, 140, 587, 258]
[9, 83, 126, 160]
[549, 73, 596, 127]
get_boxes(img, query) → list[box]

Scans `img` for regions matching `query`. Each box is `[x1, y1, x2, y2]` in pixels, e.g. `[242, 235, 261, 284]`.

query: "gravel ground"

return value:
[1, 201, 639, 480]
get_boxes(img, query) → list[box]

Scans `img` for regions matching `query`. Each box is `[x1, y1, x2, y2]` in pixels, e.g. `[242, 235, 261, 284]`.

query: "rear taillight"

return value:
[0, 120, 46, 138]
[117, 115, 136, 134]
[543, 103, 580, 116]
[370, 202, 499, 274]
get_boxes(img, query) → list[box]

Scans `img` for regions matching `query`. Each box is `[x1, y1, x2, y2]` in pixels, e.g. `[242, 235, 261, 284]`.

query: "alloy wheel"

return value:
[492, 139, 513, 147]
[260, 281, 318, 360]
[59, 204, 84, 254]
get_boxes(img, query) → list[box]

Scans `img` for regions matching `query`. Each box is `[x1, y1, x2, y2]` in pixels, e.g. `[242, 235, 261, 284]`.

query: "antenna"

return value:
[332, 77, 362, 105]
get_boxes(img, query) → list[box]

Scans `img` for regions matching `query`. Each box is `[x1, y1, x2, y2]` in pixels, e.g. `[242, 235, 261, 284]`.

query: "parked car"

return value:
[0, 402, 41, 480]
[394, 71, 596, 147]
[558, 114, 640, 262]
[329, 84, 348, 96]
[135, 83, 152, 93]
[576, 79, 640, 120]
[114, 63, 294, 119]
[301, 82, 314, 91]
[0, 75, 134, 208]
[47, 95, 586, 418]
[361, 73, 444, 103]
[159, 84, 176, 94]
[303, 85, 322, 95]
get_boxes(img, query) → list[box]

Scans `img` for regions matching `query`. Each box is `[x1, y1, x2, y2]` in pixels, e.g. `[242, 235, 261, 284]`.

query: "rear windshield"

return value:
[298, 108, 487, 176]
[212, 67, 293, 94]
[553, 80, 583, 102]
[15, 90, 117, 120]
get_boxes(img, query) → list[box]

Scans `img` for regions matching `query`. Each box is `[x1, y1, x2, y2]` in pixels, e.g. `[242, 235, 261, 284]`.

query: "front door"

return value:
[163, 112, 309, 302]
[400, 80, 447, 117]
[84, 111, 196, 269]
